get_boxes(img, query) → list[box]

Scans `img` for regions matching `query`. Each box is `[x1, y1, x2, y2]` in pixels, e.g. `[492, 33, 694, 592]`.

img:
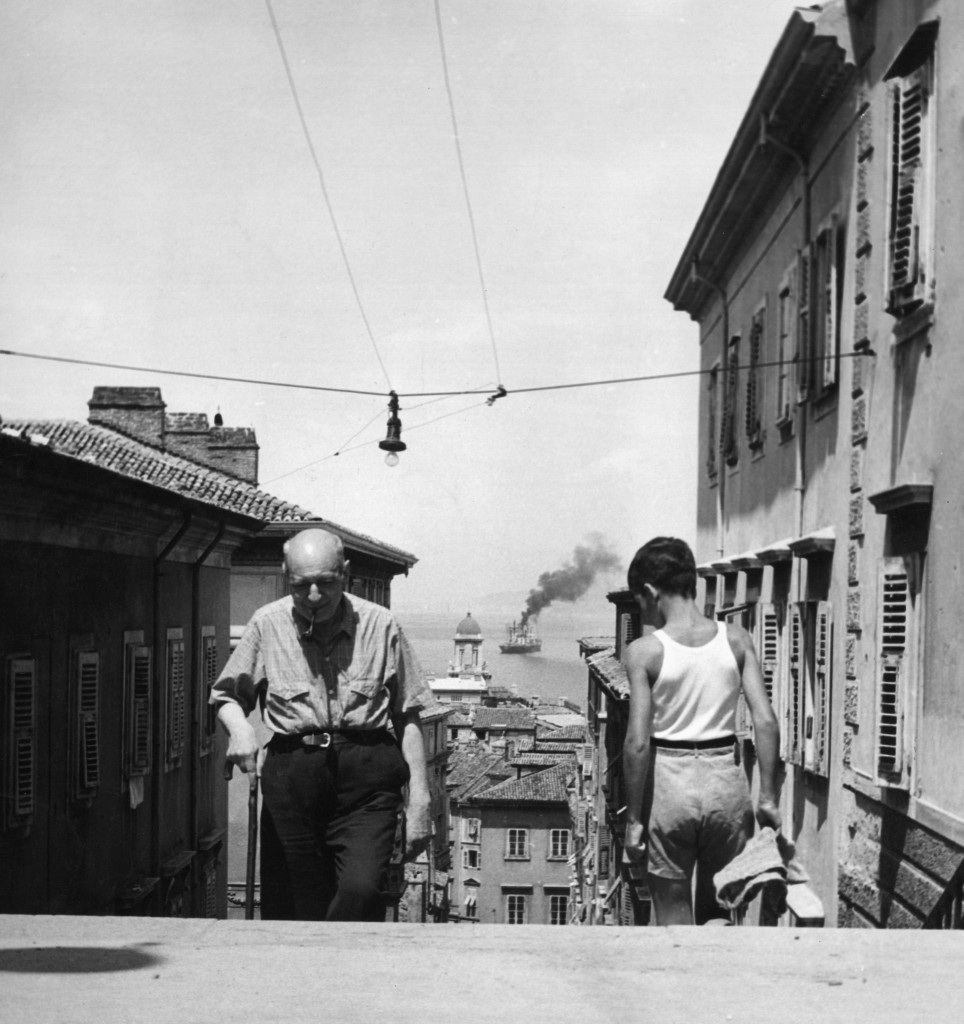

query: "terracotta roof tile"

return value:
[475, 762, 573, 804]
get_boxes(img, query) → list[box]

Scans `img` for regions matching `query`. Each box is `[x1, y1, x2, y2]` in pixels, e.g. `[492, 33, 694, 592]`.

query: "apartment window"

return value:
[506, 828, 529, 859]
[597, 824, 611, 879]
[463, 889, 478, 919]
[165, 628, 186, 770]
[721, 337, 740, 467]
[549, 893, 569, 925]
[885, 22, 937, 318]
[796, 247, 812, 404]
[506, 893, 527, 925]
[707, 363, 720, 479]
[71, 650, 101, 801]
[812, 216, 841, 395]
[786, 602, 833, 776]
[3, 655, 36, 830]
[745, 305, 765, 451]
[463, 848, 480, 869]
[199, 628, 218, 756]
[775, 271, 795, 428]
[463, 817, 480, 842]
[549, 829, 570, 860]
[123, 634, 152, 780]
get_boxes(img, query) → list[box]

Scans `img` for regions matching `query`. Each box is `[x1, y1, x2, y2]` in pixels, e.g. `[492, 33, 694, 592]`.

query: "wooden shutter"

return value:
[796, 247, 811, 403]
[167, 635, 186, 766]
[776, 273, 794, 423]
[888, 67, 928, 315]
[200, 630, 217, 755]
[721, 339, 739, 466]
[7, 657, 37, 823]
[877, 562, 910, 783]
[707, 365, 719, 478]
[127, 644, 152, 777]
[619, 611, 639, 657]
[745, 309, 764, 448]
[805, 602, 832, 777]
[76, 651, 101, 795]
[786, 604, 804, 764]
[820, 219, 839, 391]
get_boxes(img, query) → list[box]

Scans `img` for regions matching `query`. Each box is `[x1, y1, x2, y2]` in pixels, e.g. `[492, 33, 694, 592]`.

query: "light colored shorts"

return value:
[646, 745, 754, 882]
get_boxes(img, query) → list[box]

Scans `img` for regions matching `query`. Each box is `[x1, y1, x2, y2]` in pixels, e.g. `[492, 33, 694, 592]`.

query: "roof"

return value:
[446, 746, 512, 800]
[4, 419, 414, 563]
[472, 707, 536, 731]
[455, 613, 482, 637]
[665, 0, 856, 316]
[587, 648, 629, 700]
[535, 724, 587, 743]
[475, 763, 573, 805]
[509, 751, 577, 769]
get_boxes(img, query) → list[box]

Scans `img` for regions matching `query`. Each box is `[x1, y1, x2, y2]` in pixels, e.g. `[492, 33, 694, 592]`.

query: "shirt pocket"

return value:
[344, 670, 381, 715]
[267, 672, 313, 716]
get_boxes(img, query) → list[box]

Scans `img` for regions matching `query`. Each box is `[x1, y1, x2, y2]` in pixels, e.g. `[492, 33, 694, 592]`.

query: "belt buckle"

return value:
[302, 732, 332, 749]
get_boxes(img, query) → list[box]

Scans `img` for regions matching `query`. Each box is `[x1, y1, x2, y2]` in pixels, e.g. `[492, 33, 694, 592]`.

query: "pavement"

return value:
[1, 914, 961, 1023]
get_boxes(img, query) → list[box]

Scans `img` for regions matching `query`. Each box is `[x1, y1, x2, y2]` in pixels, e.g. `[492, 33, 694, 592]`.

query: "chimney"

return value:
[164, 411, 260, 485]
[88, 387, 166, 446]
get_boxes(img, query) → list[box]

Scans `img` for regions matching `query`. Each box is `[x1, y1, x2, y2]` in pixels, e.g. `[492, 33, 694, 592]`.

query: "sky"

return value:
[0, 0, 804, 620]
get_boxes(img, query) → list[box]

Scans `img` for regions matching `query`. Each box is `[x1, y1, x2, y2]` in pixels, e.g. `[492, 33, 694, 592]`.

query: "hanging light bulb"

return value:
[378, 391, 406, 467]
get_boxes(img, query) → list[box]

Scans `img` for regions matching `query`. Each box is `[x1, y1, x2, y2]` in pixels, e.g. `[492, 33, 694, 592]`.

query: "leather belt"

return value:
[652, 734, 737, 750]
[268, 729, 392, 752]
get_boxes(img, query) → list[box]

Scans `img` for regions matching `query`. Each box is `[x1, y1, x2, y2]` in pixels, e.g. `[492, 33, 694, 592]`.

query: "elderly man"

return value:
[211, 527, 432, 921]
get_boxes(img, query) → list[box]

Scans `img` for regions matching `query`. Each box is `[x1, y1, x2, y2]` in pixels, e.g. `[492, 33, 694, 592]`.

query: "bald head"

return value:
[284, 529, 350, 626]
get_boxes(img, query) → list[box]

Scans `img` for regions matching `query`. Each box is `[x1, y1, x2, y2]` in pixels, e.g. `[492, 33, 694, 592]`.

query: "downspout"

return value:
[190, 522, 225, 860]
[691, 257, 728, 561]
[151, 511, 192, 885]
[760, 112, 811, 561]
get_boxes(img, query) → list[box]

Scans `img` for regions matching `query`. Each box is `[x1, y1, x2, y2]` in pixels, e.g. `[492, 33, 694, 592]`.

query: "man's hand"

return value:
[404, 792, 432, 862]
[222, 720, 261, 780]
[623, 820, 647, 864]
[756, 796, 782, 833]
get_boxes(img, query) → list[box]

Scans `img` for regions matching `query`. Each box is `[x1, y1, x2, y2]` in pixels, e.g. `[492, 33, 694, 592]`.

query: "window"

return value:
[463, 848, 480, 869]
[812, 216, 841, 394]
[796, 247, 812, 404]
[3, 656, 36, 830]
[785, 602, 833, 776]
[506, 828, 529, 859]
[775, 271, 795, 426]
[464, 889, 478, 919]
[707, 362, 720, 479]
[875, 557, 919, 788]
[549, 893, 569, 925]
[72, 650, 101, 801]
[124, 635, 152, 780]
[199, 628, 218, 757]
[597, 824, 611, 879]
[165, 629, 186, 770]
[506, 893, 527, 925]
[549, 829, 570, 859]
[463, 817, 480, 841]
[745, 305, 765, 450]
[721, 337, 740, 466]
[886, 23, 937, 318]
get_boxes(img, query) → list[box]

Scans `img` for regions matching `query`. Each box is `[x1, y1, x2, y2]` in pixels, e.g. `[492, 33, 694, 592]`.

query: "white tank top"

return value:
[650, 621, 741, 742]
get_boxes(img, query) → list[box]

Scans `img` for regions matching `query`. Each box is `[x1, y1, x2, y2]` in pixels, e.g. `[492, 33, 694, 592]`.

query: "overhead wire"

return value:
[263, 0, 393, 390]
[432, 0, 503, 388]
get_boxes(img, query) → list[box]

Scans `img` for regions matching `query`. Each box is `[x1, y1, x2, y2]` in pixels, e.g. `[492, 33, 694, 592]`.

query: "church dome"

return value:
[455, 612, 482, 636]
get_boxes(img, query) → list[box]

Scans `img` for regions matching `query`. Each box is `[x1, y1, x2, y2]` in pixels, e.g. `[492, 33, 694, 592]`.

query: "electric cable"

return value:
[263, 0, 393, 390]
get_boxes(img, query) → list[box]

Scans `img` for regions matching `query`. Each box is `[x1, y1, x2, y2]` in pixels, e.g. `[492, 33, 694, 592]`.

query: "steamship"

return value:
[499, 620, 542, 654]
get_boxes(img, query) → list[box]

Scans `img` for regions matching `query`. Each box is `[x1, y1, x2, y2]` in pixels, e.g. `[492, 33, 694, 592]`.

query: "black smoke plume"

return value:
[519, 534, 621, 626]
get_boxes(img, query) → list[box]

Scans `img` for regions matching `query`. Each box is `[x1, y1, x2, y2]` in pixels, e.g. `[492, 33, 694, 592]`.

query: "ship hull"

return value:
[499, 641, 542, 654]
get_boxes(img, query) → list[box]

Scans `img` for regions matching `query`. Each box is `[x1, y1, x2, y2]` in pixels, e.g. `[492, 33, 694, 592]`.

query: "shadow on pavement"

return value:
[0, 944, 164, 973]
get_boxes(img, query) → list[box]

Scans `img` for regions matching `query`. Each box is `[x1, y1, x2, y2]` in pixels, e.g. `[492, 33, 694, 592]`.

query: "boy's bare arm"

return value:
[622, 636, 658, 861]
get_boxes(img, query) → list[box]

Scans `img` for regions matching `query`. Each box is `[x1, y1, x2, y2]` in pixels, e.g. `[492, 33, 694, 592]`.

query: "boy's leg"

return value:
[648, 875, 693, 925]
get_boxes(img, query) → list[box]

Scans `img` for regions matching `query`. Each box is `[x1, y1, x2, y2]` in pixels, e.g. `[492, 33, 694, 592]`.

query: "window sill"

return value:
[505, 855, 530, 862]
[891, 300, 934, 346]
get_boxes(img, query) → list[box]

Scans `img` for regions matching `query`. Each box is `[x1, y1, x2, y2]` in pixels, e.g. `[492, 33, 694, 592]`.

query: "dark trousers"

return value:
[259, 733, 409, 922]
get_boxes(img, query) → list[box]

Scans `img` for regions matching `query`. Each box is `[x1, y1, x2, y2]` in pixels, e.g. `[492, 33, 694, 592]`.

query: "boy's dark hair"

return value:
[627, 537, 697, 599]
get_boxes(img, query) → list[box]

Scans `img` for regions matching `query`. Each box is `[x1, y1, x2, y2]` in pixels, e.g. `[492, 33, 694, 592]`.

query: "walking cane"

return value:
[245, 771, 259, 921]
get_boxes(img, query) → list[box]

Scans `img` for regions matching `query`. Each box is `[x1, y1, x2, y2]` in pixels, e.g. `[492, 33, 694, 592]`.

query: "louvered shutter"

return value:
[167, 636, 186, 765]
[796, 247, 811, 403]
[127, 645, 152, 777]
[76, 651, 101, 794]
[619, 611, 639, 657]
[805, 602, 832, 777]
[597, 823, 611, 879]
[745, 309, 764, 447]
[888, 68, 928, 315]
[8, 657, 37, 822]
[200, 631, 218, 755]
[787, 604, 804, 764]
[877, 562, 909, 784]
[820, 219, 839, 391]
[721, 341, 739, 465]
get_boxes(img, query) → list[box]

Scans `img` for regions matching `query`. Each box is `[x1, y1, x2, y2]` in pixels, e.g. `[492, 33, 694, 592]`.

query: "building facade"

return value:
[665, 0, 964, 927]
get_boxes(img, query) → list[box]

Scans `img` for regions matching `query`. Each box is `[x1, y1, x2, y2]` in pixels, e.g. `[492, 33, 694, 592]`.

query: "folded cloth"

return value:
[714, 827, 808, 913]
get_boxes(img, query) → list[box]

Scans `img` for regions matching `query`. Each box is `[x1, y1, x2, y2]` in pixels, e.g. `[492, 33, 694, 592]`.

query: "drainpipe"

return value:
[760, 112, 811, 566]
[190, 522, 225, 860]
[691, 257, 728, 562]
[151, 511, 192, 884]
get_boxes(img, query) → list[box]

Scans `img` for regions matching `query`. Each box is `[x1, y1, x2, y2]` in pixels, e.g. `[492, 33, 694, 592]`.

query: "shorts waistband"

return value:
[652, 734, 736, 750]
[268, 729, 393, 752]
